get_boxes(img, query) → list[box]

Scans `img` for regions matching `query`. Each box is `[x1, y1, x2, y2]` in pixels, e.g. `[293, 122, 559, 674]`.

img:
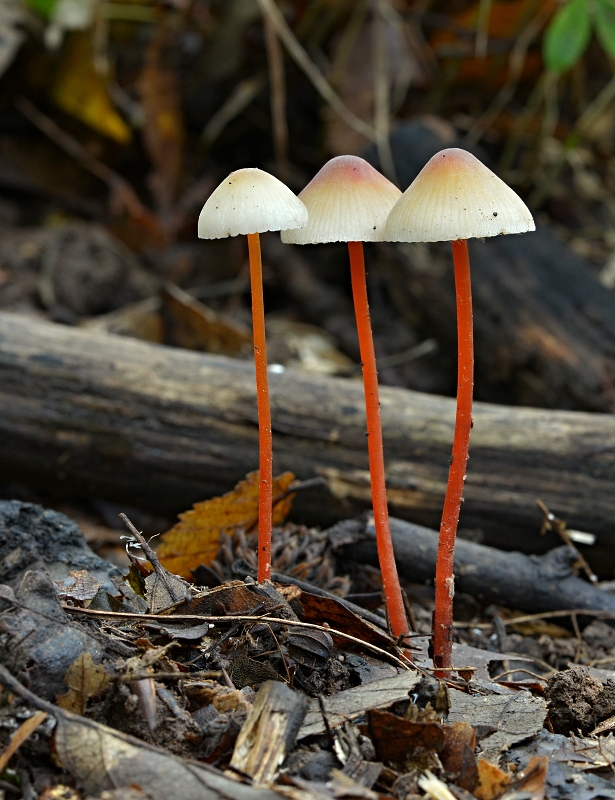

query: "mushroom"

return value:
[198, 168, 307, 582]
[282, 155, 409, 640]
[385, 148, 535, 670]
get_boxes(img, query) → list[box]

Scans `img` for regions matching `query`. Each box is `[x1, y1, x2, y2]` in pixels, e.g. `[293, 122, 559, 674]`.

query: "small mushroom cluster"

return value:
[198, 149, 535, 668]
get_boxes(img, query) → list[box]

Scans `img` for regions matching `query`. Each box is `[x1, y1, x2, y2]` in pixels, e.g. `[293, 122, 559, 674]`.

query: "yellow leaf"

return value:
[474, 759, 511, 800]
[157, 471, 296, 579]
[51, 31, 132, 144]
[56, 652, 110, 715]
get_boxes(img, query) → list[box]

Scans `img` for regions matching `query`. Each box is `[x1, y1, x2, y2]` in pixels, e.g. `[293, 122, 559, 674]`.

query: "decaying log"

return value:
[383, 227, 615, 412]
[1, 314, 615, 568]
[230, 681, 308, 784]
[331, 516, 615, 617]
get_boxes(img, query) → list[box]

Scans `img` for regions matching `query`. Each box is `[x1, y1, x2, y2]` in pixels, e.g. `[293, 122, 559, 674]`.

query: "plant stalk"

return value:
[247, 232, 273, 582]
[432, 238, 474, 672]
[348, 240, 408, 641]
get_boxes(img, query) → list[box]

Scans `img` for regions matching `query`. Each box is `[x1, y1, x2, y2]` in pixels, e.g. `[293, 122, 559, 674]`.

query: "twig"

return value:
[0, 712, 48, 772]
[14, 96, 161, 234]
[118, 671, 223, 682]
[263, 12, 289, 181]
[536, 499, 598, 584]
[373, 0, 397, 184]
[255, 0, 378, 143]
[474, 0, 491, 58]
[60, 606, 412, 670]
[265, 623, 292, 685]
[201, 73, 266, 146]
[492, 667, 548, 682]
[466, 7, 549, 146]
[119, 512, 182, 603]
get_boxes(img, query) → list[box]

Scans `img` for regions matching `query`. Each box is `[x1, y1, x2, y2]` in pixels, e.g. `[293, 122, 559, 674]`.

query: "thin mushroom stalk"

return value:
[348, 240, 409, 640]
[247, 232, 273, 579]
[281, 155, 409, 642]
[198, 168, 307, 582]
[385, 148, 535, 671]
[432, 238, 473, 669]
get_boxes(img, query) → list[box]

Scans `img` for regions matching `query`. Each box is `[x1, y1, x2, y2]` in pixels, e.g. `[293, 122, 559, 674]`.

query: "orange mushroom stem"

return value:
[384, 148, 535, 672]
[348, 241, 409, 641]
[247, 233, 274, 582]
[432, 238, 474, 672]
[198, 168, 307, 583]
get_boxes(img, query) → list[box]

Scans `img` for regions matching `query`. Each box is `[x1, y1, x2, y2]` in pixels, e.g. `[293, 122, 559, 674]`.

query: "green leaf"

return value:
[543, 0, 592, 72]
[595, 0, 615, 58]
[23, 0, 57, 18]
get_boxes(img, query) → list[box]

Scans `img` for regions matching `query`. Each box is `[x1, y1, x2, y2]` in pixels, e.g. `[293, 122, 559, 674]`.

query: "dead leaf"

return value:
[145, 570, 190, 613]
[157, 471, 296, 579]
[368, 708, 445, 767]
[516, 756, 548, 800]
[51, 31, 132, 144]
[297, 592, 392, 649]
[440, 721, 478, 792]
[56, 652, 110, 715]
[474, 759, 511, 800]
[0, 711, 48, 771]
[161, 282, 251, 356]
[52, 712, 282, 800]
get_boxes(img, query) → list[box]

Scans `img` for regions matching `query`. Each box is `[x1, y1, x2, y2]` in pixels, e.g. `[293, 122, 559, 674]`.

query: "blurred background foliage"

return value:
[2, 0, 615, 403]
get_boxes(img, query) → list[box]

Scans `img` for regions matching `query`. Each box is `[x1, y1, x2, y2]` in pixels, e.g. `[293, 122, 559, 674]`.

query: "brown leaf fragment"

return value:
[515, 756, 548, 800]
[56, 652, 110, 715]
[52, 713, 282, 800]
[297, 592, 393, 649]
[171, 580, 274, 617]
[474, 759, 510, 800]
[440, 722, 478, 792]
[161, 282, 252, 357]
[0, 711, 48, 771]
[157, 472, 296, 579]
[368, 708, 445, 766]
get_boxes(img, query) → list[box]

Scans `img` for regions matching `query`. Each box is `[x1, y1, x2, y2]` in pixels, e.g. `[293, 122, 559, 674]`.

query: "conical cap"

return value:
[198, 168, 307, 239]
[385, 148, 535, 243]
[281, 156, 401, 244]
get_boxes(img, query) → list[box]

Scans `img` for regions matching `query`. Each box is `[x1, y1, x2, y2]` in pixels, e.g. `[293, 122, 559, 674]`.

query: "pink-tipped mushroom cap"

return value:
[281, 155, 401, 244]
[385, 148, 535, 243]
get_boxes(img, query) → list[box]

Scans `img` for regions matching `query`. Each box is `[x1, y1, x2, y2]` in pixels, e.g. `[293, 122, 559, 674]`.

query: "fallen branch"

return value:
[1, 314, 615, 569]
[331, 516, 615, 618]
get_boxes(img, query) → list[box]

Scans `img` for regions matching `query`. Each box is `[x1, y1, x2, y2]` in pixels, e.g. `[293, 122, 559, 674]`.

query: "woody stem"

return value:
[248, 232, 273, 582]
[432, 238, 474, 672]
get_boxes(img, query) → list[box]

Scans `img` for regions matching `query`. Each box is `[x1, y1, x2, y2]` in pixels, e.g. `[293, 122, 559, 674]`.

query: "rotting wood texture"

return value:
[230, 680, 308, 784]
[0, 313, 614, 564]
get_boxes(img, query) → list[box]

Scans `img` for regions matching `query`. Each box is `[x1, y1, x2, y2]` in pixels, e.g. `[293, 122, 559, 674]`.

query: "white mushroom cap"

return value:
[281, 155, 401, 244]
[385, 148, 535, 243]
[198, 168, 307, 239]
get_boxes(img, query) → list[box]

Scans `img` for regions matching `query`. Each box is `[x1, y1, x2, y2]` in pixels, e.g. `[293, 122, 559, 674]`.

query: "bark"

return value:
[331, 516, 615, 617]
[382, 226, 615, 412]
[0, 314, 614, 569]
